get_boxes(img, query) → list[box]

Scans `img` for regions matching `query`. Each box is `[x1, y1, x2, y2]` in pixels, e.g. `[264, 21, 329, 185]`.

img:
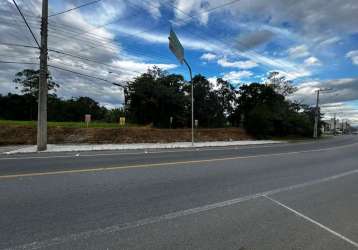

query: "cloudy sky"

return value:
[1, 0, 358, 125]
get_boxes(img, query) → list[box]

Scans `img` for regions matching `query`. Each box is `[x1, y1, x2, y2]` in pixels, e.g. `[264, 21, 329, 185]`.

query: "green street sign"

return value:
[168, 28, 184, 64]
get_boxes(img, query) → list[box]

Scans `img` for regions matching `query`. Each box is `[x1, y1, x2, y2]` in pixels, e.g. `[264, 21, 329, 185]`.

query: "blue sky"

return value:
[1, 0, 358, 124]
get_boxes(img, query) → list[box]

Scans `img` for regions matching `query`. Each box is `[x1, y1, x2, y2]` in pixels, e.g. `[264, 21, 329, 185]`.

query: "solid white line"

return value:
[6, 167, 358, 250]
[263, 168, 358, 196]
[6, 194, 262, 250]
[264, 195, 358, 248]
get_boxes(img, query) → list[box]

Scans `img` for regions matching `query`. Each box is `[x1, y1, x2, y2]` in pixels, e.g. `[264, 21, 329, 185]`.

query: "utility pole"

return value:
[37, 0, 48, 151]
[313, 89, 320, 139]
[333, 113, 336, 135]
[313, 88, 332, 139]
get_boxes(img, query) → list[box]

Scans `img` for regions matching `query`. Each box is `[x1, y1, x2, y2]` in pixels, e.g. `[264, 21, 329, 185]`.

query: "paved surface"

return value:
[0, 146, 27, 154]
[0, 135, 358, 249]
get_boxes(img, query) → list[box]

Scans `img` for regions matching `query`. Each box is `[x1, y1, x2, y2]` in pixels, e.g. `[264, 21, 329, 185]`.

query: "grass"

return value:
[0, 120, 134, 128]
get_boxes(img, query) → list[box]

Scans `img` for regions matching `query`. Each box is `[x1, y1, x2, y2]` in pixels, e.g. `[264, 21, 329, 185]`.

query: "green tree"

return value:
[189, 75, 229, 128]
[215, 78, 237, 126]
[266, 71, 297, 96]
[104, 108, 125, 123]
[13, 69, 59, 98]
[125, 67, 189, 128]
[234, 82, 315, 138]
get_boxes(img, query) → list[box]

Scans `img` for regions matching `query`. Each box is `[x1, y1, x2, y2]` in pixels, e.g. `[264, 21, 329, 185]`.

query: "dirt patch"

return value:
[0, 125, 251, 145]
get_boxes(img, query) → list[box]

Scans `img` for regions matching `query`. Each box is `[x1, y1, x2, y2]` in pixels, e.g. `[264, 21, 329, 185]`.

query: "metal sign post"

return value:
[169, 28, 194, 146]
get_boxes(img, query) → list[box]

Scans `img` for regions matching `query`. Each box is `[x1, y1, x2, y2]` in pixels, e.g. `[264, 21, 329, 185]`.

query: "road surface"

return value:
[1, 135, 358, 249]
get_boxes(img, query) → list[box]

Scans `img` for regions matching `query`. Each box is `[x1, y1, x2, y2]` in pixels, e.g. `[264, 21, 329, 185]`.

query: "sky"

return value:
[0, 0, 358, 125]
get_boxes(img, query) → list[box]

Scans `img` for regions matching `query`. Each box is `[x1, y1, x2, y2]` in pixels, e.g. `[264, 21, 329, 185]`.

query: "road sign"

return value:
[119, 117, 126, 126]
[168, 27, 194, 146]
[168, 28, 184, 64]
[85, 114, 91, 127]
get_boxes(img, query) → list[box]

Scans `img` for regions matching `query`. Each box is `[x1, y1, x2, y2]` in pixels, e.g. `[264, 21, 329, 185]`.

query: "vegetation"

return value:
[0, 120, 130, 128]
[13, 69, 59, 98]
[0, 67, 321, 138]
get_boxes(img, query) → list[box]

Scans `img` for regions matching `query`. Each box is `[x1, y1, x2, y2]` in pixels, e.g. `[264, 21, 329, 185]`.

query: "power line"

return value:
[0, 42, 170, 77]
[47, 48, 132, 76]
[48, 0, 102, 17]
[161, 0, 290, 73]
[0, 60, 38, 65]
[200, 0, 241, 13]
[74, 0, 242, 55]
[47, 4, 144, 45]
[0, 42, 39, 49]
[172, 0, 241, 25]
[48, 64, 125, 87]
[11, 0, 40, 48]
[3, 0, 252, 88]
[19, 0, 40, 18]
[4, 2, 37, 46]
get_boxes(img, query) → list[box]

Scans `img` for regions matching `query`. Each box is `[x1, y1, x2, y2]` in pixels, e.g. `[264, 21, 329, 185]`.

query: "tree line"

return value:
[0, 68, 320, 138]
[125, 67, 319, 137]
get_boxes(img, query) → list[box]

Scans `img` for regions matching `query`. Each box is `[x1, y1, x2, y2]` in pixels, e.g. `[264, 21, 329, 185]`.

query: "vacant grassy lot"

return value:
[0, 120, 131, 128]
[0, 120, 251, 145]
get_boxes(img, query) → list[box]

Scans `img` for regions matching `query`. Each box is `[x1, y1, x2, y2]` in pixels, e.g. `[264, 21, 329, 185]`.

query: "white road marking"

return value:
[264, 195, 358, 248]
[6, 167, 358, 250]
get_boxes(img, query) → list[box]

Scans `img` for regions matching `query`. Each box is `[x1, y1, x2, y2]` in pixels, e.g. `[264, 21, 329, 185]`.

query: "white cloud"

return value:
[111, 60, 177, 76]
[346, 50, 358, 65]
[287, 45, 310, 58]
[207, 76, 220, 90]
[217, 58, 258, 69]
[200, 53, 217, 61]
[272, 69, 312, 81]
[291, 78, 358, 105]
[174, 0, 210, 25]
[304, 56, 321, 66]
[222, 71, 253, 84]
[149, 1, 162, 19]
[320, 102, 358, 126]
[317, 36, 341, 47]
[0, 0, 177, 108]
[110, 25, 222, 52]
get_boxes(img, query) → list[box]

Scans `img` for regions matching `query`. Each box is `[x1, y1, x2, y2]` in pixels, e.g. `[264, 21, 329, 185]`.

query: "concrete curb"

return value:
[4, 140, 285, 154]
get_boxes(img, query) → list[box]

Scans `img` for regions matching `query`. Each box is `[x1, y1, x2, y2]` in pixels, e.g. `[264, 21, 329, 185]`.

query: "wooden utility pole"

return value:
[37, 0, 48, 151]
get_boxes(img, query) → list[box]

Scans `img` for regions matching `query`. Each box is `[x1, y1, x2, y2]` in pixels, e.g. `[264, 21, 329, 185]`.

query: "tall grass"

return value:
[0, 120, 136, 128]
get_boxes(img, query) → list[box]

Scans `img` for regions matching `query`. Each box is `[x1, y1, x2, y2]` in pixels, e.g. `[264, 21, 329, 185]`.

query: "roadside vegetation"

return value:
[0, 67, 321, 140]
[0, 120, 135, 128]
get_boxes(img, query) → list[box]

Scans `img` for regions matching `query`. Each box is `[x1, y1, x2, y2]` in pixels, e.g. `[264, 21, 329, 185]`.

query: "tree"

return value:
[189, 75, 233, 128]
[234, 82, 315, 138]
[125, 67, 189, 128]
[266, 71, 297, 96]
[0, 93, 37, 120]
[104, 108, 125, 123]
[215, 78, 237, 125]
[13, 69, 59, 98]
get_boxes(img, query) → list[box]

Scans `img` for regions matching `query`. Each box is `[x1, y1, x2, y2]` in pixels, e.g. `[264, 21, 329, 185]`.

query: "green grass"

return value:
[0, 120, 134, 128]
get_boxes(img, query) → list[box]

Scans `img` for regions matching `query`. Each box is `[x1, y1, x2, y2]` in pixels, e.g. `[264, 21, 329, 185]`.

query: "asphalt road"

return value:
[1, 135, 358, 249]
